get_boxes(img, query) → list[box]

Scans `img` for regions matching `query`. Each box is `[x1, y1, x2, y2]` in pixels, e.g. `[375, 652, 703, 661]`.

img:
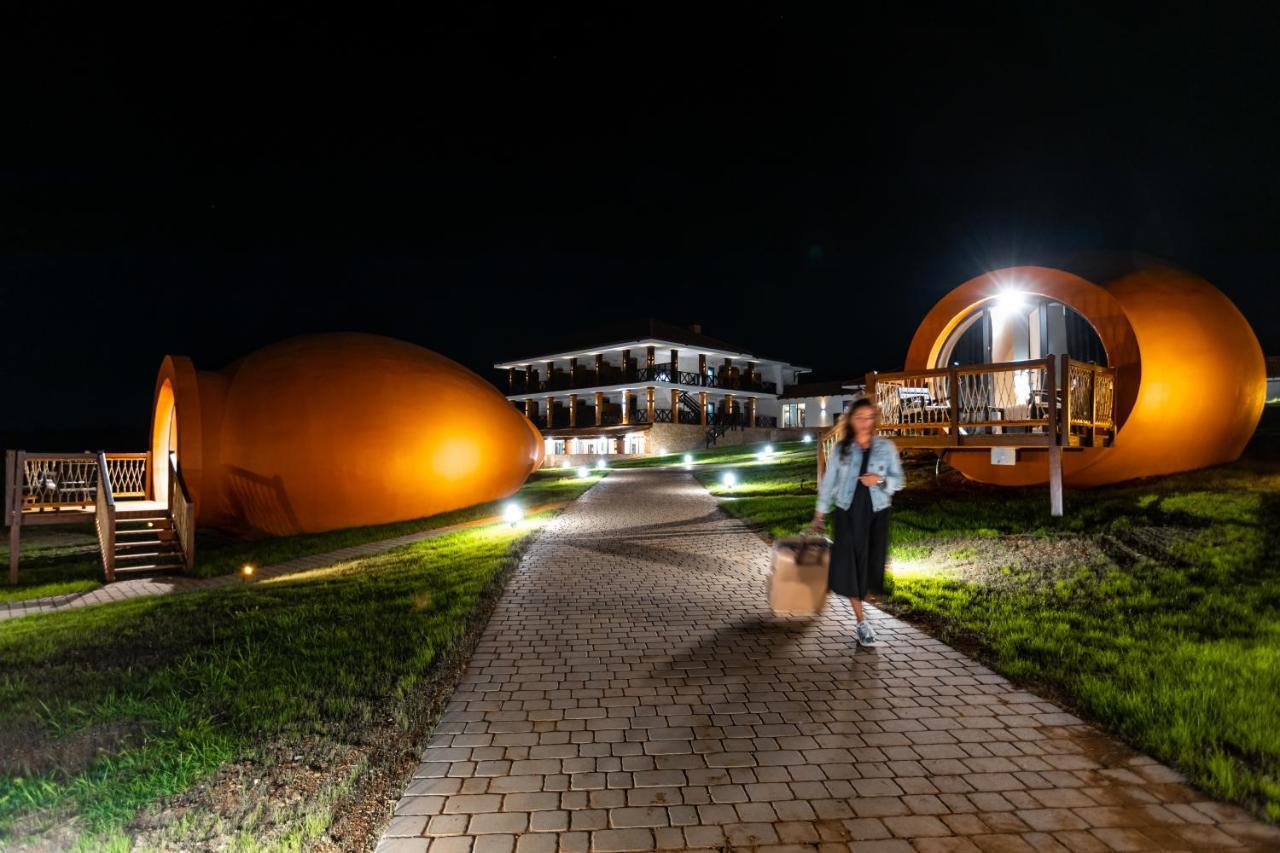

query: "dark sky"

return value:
[3, 5, 1278, 442]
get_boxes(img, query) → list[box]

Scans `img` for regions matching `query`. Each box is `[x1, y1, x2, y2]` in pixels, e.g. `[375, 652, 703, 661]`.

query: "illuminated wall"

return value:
[151, 333, 544, 534]
[905, 262, 1265, 487]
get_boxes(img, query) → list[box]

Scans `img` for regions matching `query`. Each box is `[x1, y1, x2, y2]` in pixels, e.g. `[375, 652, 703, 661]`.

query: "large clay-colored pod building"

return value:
[900, 258, 1265, 487]
[150, 333, 544, 535]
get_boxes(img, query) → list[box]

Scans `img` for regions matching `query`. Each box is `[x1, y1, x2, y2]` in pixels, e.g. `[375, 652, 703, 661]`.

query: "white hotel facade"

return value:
[496, 320, 828, 464]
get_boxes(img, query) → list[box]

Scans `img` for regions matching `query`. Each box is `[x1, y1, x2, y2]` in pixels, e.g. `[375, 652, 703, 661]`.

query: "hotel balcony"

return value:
[525, 408, 780, 430]
[504, 362, 778, 396]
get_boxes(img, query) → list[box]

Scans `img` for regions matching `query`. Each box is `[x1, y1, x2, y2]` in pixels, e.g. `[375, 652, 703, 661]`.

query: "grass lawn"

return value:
[1, 467, 590, 604]
[0, 471, 602, 850]
[677, 417, 1280, 821]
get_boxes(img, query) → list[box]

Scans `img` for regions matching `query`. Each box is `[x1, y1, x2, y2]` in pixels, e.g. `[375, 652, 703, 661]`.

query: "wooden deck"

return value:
[818, 355, 1120, 517]
[15, 500, 167, 525]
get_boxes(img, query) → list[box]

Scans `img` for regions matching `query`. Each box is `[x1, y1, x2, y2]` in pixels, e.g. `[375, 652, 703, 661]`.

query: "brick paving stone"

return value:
[375, 470, 1278, 852]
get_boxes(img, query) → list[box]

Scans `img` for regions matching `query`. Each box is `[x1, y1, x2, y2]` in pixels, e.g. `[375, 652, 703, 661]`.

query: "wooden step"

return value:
[113, 562, 185, 574]
[115, 539, 171, 550]
[117, 525, 175, 537]
[115, 548, 181, 560]
[116, 514, 173, 524]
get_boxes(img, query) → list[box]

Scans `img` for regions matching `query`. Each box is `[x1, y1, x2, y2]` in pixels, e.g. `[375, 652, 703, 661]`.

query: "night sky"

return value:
[4, 6, 1278, 446]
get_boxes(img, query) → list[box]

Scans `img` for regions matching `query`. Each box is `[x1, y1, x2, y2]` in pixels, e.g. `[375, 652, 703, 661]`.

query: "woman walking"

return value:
[811, 398, 904, 647]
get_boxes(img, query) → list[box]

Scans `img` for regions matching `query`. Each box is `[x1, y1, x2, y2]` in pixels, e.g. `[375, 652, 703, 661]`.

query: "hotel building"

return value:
[495, 320, 814, 465]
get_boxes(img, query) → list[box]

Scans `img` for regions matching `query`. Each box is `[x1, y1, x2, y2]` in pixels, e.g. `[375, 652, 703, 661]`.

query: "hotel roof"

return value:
[494, 318, 808, 370]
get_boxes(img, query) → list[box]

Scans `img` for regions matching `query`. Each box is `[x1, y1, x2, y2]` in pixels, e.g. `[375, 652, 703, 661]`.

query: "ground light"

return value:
[576, 466, 589, 479]
[721, 471, 737, 488]
[659, 446, 668, 456]
[682, 453, 694, 465]
[595, 458, 607, 470]
[801, 434, 812, 443]
[503, 502, 523, 526]
[242, 564, 255, 582]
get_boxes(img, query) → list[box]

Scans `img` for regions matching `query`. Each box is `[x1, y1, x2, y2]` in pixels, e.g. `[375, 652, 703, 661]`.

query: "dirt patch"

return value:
[0, 720, 144, 779]
[895, 519, 1202, 595]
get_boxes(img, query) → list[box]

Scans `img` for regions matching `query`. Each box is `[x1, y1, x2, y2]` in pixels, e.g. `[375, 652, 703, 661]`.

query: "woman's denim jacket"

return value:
[817, 436, 905, 514]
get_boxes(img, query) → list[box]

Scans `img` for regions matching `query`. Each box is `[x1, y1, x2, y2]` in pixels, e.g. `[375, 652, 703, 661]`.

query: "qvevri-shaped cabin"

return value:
[6, 334, 544, 583]
[821, 258, 1266, 512]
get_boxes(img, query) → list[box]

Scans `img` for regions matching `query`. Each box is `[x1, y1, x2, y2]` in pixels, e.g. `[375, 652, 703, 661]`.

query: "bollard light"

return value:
[595, 458, 607, 470]
[242, 564, 255, 578]
[801, 434, 813, 443]
[682, 453, 694, 465]
[721, 471, 737, 488]
[763, 444, 774, 455]
[577, 466, 589, 479]
[659, 446, 668, 456]
[503, 502, 523, 525]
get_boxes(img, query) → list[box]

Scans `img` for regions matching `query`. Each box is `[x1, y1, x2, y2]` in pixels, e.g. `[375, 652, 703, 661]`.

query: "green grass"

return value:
[1, 468, 592, 602]
[608, 438, 816, 470]
[684, 420, 1280, 821]
[0, 471, 602, 848]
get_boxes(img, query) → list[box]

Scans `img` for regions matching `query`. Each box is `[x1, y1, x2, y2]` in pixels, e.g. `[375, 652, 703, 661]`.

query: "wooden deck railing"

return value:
[866, 356, 1115, 448]
[169, 452, 195, 572]
[817, 356, 1117, 482]
[10, 451, 149, 512]
[95, 452, 118, 582]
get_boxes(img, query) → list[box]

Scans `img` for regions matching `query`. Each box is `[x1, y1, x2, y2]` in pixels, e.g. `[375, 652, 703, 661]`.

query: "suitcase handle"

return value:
[790, 537, 829, 562]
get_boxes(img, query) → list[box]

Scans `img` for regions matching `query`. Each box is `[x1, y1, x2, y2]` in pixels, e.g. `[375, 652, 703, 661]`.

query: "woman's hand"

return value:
[858, 473, 881, 487]
[809, 512, 825, 533]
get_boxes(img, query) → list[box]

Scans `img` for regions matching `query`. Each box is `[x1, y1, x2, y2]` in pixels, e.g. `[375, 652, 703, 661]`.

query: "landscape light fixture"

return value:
[801, 434, 812, 443]
[721, 471, 737, 488]
[682, 453, 694, 465]
[659, 446, 668, 456]
[595, 458, 607, 470]
[576, 466, 589, 479]
[763, 444, 774, 455]
[503, 502, 523, 526]
[242, 564, 255, 578]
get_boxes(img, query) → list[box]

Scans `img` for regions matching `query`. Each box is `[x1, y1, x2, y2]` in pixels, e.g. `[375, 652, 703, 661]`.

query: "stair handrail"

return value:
[95, 451, 117, 582]
[168, 452, 196, 572]
[816, 425, 839, 481]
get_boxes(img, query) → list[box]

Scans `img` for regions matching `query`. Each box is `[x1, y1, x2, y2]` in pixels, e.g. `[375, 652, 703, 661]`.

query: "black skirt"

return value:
[828, 486, 889, 599]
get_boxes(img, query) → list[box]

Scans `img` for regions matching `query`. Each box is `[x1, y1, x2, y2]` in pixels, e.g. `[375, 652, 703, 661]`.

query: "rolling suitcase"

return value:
[768, 535, 830, 614]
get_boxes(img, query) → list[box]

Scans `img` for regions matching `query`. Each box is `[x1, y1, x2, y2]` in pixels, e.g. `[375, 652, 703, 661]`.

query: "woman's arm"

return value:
[815, 446, 841, 515]
[881, 440, 905, 495]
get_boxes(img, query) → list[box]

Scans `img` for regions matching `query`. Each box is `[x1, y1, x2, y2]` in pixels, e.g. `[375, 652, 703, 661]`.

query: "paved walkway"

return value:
[0, 503, 568, 622]
[378, 469, 1278, 853]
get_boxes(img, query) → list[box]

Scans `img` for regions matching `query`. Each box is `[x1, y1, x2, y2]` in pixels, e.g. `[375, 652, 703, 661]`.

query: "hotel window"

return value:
[782, 402, 806, 428]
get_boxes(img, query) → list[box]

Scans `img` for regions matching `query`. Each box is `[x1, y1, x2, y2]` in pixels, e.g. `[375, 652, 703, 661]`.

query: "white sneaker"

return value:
[856, 621, 882, 648]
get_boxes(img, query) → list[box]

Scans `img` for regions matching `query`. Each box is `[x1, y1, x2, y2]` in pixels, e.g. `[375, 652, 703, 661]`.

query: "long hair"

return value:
[834, 398, 877, 459]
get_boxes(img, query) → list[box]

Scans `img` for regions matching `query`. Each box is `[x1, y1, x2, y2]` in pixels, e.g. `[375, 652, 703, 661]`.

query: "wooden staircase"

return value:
[109, 505, 187, 579]
[95, 452, 194, 583]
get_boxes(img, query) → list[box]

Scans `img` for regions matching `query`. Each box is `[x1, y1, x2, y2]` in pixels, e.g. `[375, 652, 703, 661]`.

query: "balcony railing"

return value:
[526, 409, 781, 431]
[506, 363, 778, 395]
[862, 356, 1115, 449]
